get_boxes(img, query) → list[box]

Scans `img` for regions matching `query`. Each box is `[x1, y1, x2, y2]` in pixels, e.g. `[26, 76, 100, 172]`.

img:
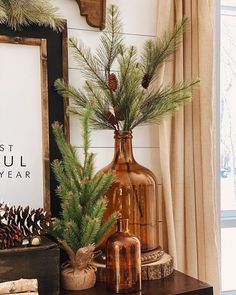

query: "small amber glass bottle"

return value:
[106, 218, 141, 293]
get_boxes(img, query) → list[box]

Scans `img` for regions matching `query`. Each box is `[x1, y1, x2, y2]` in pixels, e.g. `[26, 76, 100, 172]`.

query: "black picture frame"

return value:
[0, 23, 69, 217]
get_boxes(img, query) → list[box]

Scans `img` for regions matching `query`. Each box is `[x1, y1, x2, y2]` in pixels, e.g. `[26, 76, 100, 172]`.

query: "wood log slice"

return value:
[92, 252, 174, 281]
[0, 278, 38, 294]
[141, 253, 174, 280]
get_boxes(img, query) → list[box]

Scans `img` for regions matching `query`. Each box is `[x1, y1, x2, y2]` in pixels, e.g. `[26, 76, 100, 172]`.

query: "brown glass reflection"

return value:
[106, 218, 141, 293]
[99, 131, 158, 252]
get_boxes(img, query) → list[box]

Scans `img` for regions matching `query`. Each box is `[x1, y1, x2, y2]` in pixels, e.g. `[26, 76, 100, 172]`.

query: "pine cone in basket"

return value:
[0, 224, 23, 249]
[0, 202, 51, 237]
[0, 202, 8, 224]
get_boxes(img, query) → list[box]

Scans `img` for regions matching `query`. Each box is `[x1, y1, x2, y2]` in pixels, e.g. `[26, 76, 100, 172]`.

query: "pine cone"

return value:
[105, 111, 118, 126]
[108, 73, 118, 91]
[113, 105, 124, 121]
[0, 224, 23, 249]
[0, 202, 8, 224]
[141, 73, 151, 89]
[0, 202, 51, 237]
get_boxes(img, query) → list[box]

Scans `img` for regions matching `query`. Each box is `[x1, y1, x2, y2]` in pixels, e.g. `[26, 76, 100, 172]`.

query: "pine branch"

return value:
[67, 220, 81, 252]
[118, 45, 137, 85]
[90, 172, 114, 203]
[115, 49, 145, 129]
[96, 5, 123, 76]
[90, 198, 107, 220]
[83, 172, 106, 204]
[131, 79, 199, 128]
[85, 172, 114, 212]
[55, 5, 198, 132]
[51, 160, 74, 194]
[54, 79, 88, 110]
[52, 126, 83, 197]
[0, 2, 7, 22]
[69, 37, 109, 91]
[63, 192, 80, 226]
[83, 152, 94, 180]
[83, 82, 118, 129]
[95, 213, 117, 245]
[0, 0, 64, 31]
[81, 105, 92, 165]
[84, 81, 110, 112]
[63, 223, 79, 252]
[89, 118, 117, 130]
[80, 216, 96, 246]
[140, 17, 188, 88]
[52, 122, 83, 180]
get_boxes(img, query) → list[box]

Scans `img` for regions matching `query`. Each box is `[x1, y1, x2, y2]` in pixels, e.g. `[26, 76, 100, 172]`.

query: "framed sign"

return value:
[0, 24, 68, 216]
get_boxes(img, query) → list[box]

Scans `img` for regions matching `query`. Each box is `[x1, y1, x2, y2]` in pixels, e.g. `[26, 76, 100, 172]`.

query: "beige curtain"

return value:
[157, 1, 220, 294]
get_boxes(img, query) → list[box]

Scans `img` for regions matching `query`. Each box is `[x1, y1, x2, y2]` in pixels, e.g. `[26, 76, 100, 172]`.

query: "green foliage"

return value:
[140, 17, 189, 87]
[0, 2, 6, 23]
[51, 106, 117, 253]
[0, 0, 64, 31]
[55, 5, 199, 131]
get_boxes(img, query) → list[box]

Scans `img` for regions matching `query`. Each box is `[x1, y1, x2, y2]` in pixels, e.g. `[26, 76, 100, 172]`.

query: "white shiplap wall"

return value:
[52, 0, 161, 178]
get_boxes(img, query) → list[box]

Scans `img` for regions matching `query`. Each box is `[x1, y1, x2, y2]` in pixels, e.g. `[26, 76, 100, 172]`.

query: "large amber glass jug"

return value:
[100, 131, 157, 252]
[106, 218, 141, 293]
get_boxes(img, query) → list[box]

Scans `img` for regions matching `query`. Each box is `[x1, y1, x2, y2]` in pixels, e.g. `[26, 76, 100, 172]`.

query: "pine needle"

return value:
[69, 37, 108, 90]
[140, 17, 188, 88]
[0, 2, 7, 22]
[96, 5, 123, 76]
[0, 0, 64, 31]
[55, 79, 88, 110]
[132, 79, 199, 128]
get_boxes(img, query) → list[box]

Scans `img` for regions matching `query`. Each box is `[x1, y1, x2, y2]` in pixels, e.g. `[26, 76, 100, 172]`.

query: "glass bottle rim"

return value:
[114, 130, 133, 138]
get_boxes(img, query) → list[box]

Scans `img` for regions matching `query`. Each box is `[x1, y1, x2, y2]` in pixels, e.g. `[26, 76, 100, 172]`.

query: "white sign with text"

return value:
[0, 42, 44, 208]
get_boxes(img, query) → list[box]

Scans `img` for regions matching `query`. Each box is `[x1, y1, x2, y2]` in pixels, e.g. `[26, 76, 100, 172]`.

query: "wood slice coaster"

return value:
[92, 252, 174, 282]
[141, 247, 164, 264]
[141, 253, 174, 280]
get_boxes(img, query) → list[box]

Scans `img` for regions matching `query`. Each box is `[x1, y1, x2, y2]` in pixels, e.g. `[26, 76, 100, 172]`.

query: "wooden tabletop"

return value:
[60, 270, 213, 295]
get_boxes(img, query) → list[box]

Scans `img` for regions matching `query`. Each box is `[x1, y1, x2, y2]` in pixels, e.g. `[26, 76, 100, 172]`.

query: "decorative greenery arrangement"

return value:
[50, 106, 117, 267]
[0, 202, 51, 249]
[55, 5, 199, 131]
[0, 0, 64, 31]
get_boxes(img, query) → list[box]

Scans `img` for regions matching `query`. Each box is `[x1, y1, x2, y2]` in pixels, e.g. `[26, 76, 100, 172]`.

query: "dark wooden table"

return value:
[60, 270, 213, 295]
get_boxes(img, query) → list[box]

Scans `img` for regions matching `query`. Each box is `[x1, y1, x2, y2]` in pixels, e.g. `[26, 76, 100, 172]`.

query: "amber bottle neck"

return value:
[113, 131, 135, 163]
[117, 218, 129, 232]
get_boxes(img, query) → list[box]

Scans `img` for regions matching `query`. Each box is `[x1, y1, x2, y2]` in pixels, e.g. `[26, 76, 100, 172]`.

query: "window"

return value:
[221, 1, 236, 294]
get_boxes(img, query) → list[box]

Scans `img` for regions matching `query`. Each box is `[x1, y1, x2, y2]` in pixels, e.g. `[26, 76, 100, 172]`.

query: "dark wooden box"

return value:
[0, 238, 60, 295]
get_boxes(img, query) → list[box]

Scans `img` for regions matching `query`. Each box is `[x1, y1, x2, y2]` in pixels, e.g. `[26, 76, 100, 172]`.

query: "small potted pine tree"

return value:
[50, 106, 117, 291]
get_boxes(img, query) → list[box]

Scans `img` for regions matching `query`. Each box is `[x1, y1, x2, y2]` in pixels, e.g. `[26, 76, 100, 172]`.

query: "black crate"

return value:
[0, 237, 60, 295]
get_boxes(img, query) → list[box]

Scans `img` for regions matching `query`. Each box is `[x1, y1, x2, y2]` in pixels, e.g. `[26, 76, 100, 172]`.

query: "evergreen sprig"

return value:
[0, 0, 64, 31]
[55, 5, 199, 131]
[96, 5, 123, 77]
[51, 106, 117, 254]
[140, 17, 189, 88]
[0, 2, 7, 23]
